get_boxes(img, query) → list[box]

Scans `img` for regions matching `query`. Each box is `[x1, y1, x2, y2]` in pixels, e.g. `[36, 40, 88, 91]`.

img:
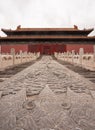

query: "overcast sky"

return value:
[0, 0, 95, 35]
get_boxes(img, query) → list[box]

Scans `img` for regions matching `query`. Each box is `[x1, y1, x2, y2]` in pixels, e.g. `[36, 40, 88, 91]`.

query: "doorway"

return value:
[43, 46, 51, 55]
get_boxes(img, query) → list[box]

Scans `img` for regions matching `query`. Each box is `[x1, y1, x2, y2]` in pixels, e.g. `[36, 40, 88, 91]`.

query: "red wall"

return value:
[66, 44, 94, 53]
[28, 44, 93, 54]
[1, 44, 93, 54]
[28, 44, 66, 54]
[1, 44, 28, 53]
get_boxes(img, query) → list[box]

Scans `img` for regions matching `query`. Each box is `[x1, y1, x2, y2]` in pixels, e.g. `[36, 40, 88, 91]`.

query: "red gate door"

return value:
[43, 46, 51, 55]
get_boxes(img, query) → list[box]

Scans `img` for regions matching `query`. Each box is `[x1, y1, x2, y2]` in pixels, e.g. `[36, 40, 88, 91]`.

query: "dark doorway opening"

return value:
[43, 46, 51, 55]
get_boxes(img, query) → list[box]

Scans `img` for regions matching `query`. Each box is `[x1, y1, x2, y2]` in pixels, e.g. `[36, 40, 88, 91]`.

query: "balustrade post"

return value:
[72, 50, 75, 64]
[11, 48, 15, 65]
[93, 45, 95, 69]
[20, 50, 23, 64]
[93, 45, 95, 62]
[79, 48, 84, 66]
[25, 51, 28, 62]
[67, 52, 69, 62]
[0, 46, 2, 68]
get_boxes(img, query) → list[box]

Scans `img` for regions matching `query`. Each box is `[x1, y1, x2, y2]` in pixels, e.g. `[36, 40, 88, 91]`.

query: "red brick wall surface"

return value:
[28, 44, 66, 54]
[1, 44, 93, 54]
[1, 44, 28, 53]
[66, 44, 94, 53]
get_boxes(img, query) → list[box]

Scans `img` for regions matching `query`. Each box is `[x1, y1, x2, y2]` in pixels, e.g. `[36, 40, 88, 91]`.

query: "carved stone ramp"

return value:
[0, 85, 94, 130]
[32, 85, 95, 130]
[0, 56, 95, 130]
[0, 88, 26, 130]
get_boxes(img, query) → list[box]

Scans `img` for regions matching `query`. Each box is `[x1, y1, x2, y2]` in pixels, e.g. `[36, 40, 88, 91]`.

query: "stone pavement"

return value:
[0, 56, 95, 130]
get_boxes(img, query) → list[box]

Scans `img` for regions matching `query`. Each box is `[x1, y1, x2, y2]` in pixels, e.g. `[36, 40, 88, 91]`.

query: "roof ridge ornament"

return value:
[74, 25, 78, 30]
[17, 25, 21, 30]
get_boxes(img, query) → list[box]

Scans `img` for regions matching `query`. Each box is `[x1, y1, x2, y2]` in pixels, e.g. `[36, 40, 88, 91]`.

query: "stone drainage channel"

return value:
[0, 56, 95, 130]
